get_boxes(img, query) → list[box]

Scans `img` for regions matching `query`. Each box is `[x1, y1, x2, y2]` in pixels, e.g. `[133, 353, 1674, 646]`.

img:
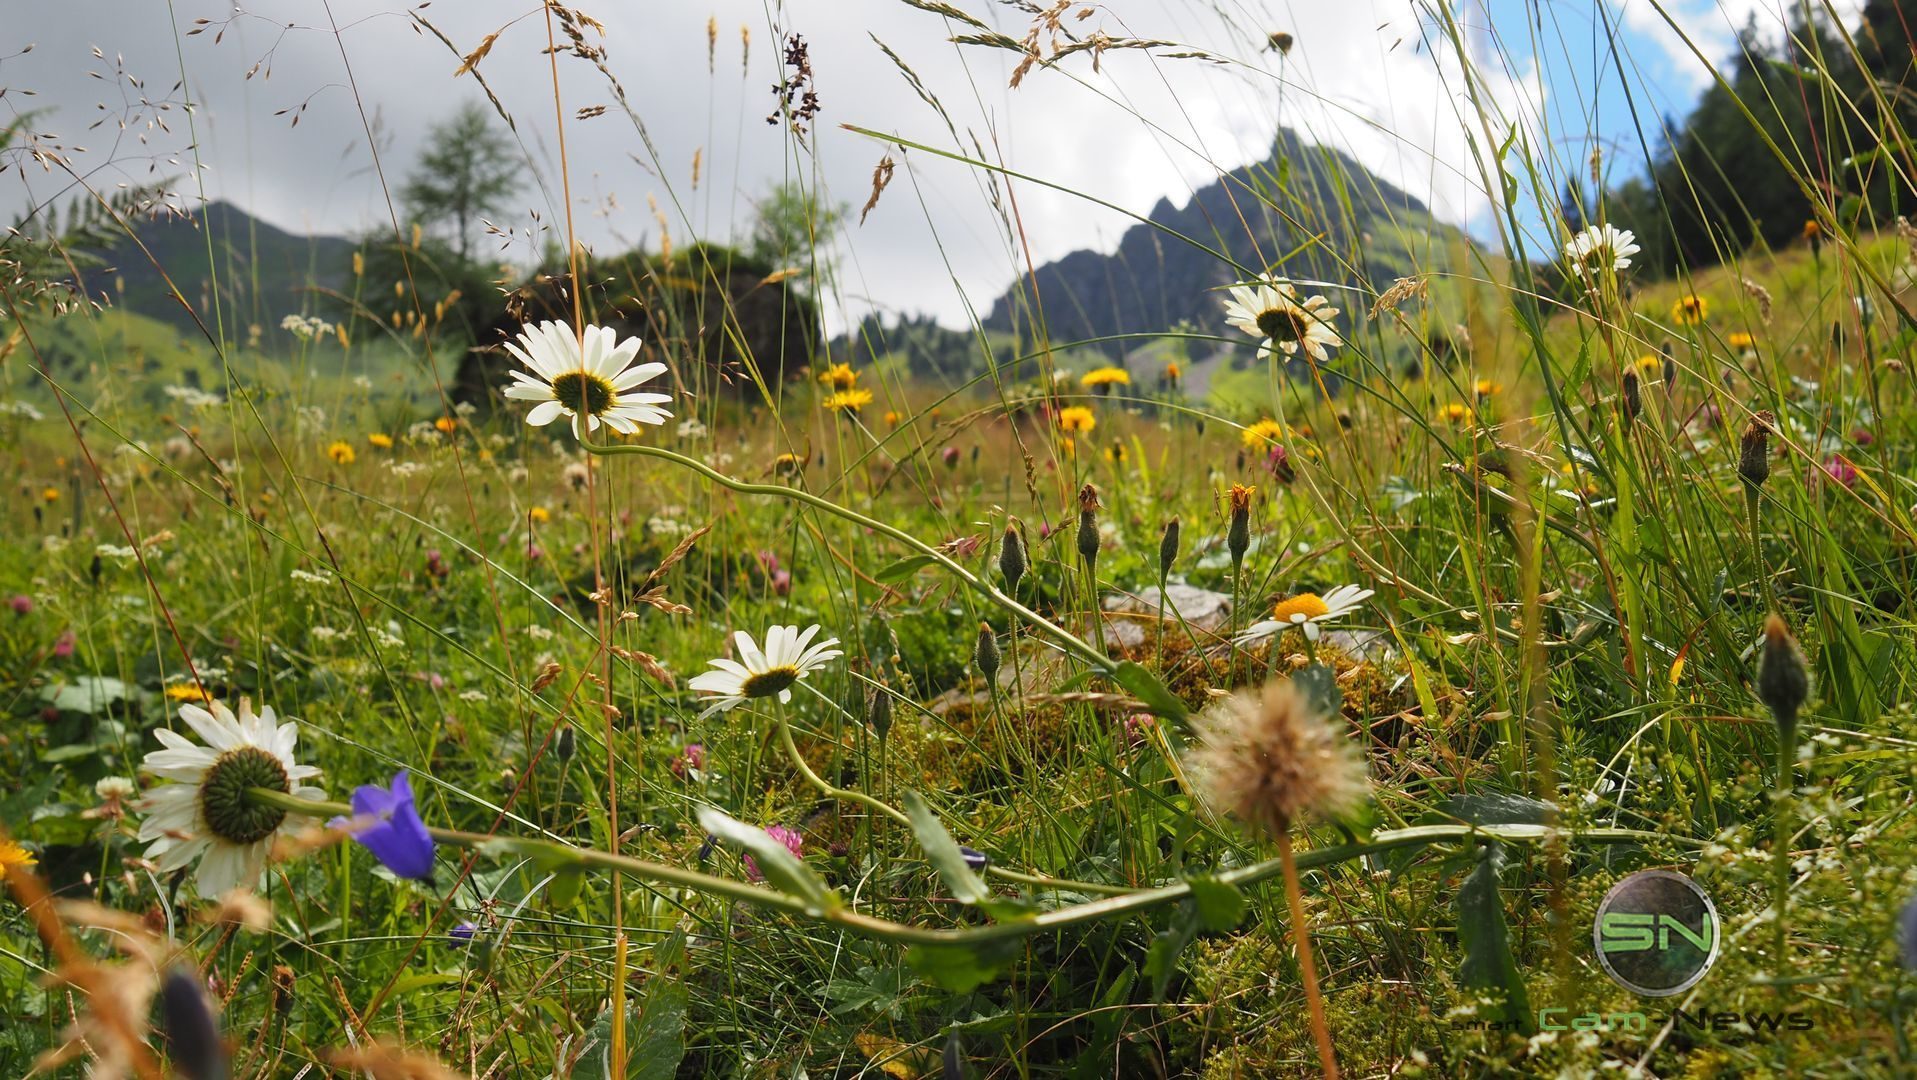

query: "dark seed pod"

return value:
[1621, 369, 1641, 423]
[159, 966, 228, 1080]
[556, 725, 575, 763]
[1158, 517, 1181, 581]
[997, 524, 1026, 594]
[1739, 411, 1774, 490]
[974, 623, 1001, 682]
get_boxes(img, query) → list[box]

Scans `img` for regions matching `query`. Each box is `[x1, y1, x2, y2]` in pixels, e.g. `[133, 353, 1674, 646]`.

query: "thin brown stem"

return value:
[1277, 827, 1339, 1080]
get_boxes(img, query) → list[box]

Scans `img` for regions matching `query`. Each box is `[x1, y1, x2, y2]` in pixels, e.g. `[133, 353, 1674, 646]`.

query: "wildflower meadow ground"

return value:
[3, 2, 1917, 1078]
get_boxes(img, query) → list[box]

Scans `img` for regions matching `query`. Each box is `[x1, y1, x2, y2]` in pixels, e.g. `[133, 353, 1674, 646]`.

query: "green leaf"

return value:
[1455, 841, 1531, 1032]
[875, 554, 938, 583]
[42, 676, 131, 715]
[1434, 792, 1558, 827]
[696, 806, 841, 916]
[1107, 661, 1186, 722]
[1185, 874, 1247, 933]
[582, 981, 688, 1080]
[1289, 662, 1343, 720]
[1144, 906, 1200, 998]
[906, 938, 1021, 992]
[547, 865, 585, 909]
[904, 791, 989, 905]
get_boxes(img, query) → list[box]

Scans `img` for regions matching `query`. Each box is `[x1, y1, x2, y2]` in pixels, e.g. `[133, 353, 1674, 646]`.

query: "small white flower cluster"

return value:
[163, 385, 224, 409]
[281, 314, 338, 341]
[289, 568, 334, 586]
[676, 419, 709, 440]
[0, 400, 45, 421]
[295, 405, 328, 432]
[311, 626, 343, 641]
[457, 689, 488, 703]
[647, 516, 693, 537]
[525, 625, 555, 641]
[95, 544, 138, 561]
[388, 461, 428, 477]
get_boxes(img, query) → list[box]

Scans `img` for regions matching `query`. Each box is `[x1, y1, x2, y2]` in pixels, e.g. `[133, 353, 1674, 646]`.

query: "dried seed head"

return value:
[1621, 369, 1642, 423]
[1756, 613, 1810, 736]
[1158, 516, 1181, 580]
[1739, 412, 1774, 490]
[974, 623, 1001, 681]
[998, 523, 1027, 594]
[1187, 677, 1368, 835]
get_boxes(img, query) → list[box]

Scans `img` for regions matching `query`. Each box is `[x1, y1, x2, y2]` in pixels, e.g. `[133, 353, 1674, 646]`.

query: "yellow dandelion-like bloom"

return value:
[1438, 403, 1473, 425]
[164, 684, 213, 703]
[367, 432, 394, 449]
[1634, 355, 1664, 375]
[883, 410, 901, 427]
[1186, 677, 1369, 835]
[326, 441, 356, 466]
[1473, 379, 1500, 398]
[1104, 443, 1127, 464]
[529, 506, 552, 524]
[1164, 360, 1182, 381]
[42, 486, 59, 504]
[1727, 332, 1755, 351]
[1057, 406, 1096, 435]
[1671, 294, 1708, 325]
[1080, 367, 1132, 389]
[823, 388, 875, 413]
[0, 838, 36, 878]
[773, 452, 804, 477]
[817, 363, 858, 392]
[1060, 436, 1077, 460]
[1241, 418, 1297, 448]
[434, 416, 458, 434]
[1802, 219, 1822, 243]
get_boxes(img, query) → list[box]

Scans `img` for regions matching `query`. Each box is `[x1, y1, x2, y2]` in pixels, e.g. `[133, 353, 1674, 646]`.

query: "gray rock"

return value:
[1103, 583, 1234, 631]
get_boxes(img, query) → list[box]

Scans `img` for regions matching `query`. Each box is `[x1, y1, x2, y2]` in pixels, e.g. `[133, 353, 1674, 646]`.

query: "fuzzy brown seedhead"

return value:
[1187, 678, 1368, 836]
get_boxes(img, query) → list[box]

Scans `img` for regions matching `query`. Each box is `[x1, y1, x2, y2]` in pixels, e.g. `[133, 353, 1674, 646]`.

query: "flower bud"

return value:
[974, 623, 1001, 682]
[1739, 411, 1774, 490]
[556, 724, 575, 763]
[1075, 484, 1101, 566]
[1756, 613, 1809, 737]
[158, 965, 228, 1080]
[998, 523, 1026, 594]
[1227, 484, 1255, 568]
[1621, 369, 1641, 423]
[865, 686, 893, 742]
[1158, 517, 1181, 581]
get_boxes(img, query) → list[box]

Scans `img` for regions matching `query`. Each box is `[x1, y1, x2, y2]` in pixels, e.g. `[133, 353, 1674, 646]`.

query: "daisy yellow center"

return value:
[740, 666, 801, 699]
[1272, 593, 1330, 622]
[1256, 305, 1310, 344]
[551, 370, 616, 418]
[199, 745, 291, 845]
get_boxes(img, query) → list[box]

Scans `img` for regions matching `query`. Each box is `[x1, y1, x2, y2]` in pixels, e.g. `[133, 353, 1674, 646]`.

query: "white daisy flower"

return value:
[1565, 223, 1640, 279]
[687, 624, 843, 719]
[1236, 584, 1374, 645]
[135, 699, 324, 896]
[501, 320, 672, 441]
[1222, 281, 1342, 364]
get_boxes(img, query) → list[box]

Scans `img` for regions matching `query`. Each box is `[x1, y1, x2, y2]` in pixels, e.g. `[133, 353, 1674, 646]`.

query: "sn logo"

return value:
[1598, 912, 1715, 954]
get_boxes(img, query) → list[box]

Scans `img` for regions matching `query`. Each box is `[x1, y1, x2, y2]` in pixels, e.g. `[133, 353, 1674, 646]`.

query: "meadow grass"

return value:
[3, 2, 1917, 1077]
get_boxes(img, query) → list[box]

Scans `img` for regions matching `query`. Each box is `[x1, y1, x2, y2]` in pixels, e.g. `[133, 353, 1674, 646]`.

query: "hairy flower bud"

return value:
[1075, 484, 1101, 566]
[1158, 517, 1181, 581]
[1739, 411, 1774, 490]
[974, 623, 1001, 682]
[865, 686, 893, 743]
[1756, 613, 1810, 738]
[998, 523, 1026, 594]
[1621, 369, 1642, 423]
[556, 724, 575, 763]
[1226, 485, 1255, 569]
[159, 966, 228, 1080]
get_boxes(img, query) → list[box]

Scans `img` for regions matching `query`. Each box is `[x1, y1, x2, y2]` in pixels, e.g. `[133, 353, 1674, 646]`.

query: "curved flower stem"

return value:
[773, 706, 909, 828]
[583, 442, 1118, 679]
[255, 789, 1678, 949]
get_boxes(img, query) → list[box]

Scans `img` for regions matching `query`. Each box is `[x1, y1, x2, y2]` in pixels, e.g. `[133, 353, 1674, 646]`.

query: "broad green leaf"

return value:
[547, 865, 585, 909]
[1455, 841, 1531, 1032]
[875, 554, 938, 582]
[1185, 874, 1247, 933]
[904, 790, 989, 905]
[1107, 661, 1186, 721]
[696, 806, 841, 915]
[906, 938, 1021, 992]
[582, 980, 688, 1080]
[1144, 906, 1200, 998]
[1289, 662, 1342, 720]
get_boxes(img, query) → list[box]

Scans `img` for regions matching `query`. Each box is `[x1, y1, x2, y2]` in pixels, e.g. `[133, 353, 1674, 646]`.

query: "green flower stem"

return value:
[253, 788, 1674, 949]
[773, 707, 910, 828]
[583, 442, 1115, 678]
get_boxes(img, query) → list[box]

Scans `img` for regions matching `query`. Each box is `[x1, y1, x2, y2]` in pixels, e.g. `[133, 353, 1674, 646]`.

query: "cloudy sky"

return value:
[3, 1, 1858, 330]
